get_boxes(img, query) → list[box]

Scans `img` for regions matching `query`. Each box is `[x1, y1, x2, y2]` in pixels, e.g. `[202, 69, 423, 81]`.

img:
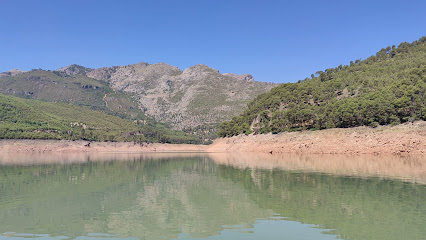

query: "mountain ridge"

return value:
[56, 62, 278, 138]
[55, 62, 259, 84]
[1, 61, 277, 141]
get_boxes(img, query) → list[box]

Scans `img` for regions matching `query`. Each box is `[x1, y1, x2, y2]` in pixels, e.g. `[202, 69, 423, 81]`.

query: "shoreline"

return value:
[0, 140, 207, 153]
[207, 121, 426, 155]
[1, 121, 425, 155]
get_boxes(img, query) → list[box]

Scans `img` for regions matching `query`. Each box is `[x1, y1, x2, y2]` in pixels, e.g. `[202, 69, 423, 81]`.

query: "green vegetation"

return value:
[219, 37, 426, 137]
[0, 69, 144, 119]
[0, 94, 200, 143]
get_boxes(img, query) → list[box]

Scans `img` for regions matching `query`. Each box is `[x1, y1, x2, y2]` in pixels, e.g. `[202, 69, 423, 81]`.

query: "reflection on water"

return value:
[209, 153, 426, 184]
[0, 152, 206, 166]
[2, 152, 424, 183]
[0, 153, 424, 240]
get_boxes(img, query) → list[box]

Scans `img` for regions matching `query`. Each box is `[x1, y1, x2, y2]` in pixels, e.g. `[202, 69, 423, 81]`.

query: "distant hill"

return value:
[219, 36, 426, 137]
[0, 94, 200, 143]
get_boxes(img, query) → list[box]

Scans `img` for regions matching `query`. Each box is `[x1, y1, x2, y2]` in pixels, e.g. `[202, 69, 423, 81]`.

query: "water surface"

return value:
[0, 153, 425, 240]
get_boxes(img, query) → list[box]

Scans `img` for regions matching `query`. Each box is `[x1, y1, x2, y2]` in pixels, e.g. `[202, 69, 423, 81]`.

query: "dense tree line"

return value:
[219, 37, 426, 137]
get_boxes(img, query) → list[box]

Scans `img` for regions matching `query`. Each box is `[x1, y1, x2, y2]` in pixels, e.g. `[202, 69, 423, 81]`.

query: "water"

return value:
[0, 152, 425, 240]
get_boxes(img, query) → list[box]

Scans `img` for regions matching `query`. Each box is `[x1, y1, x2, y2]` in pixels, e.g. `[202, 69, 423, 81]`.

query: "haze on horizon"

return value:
[1, 0, 425, 83]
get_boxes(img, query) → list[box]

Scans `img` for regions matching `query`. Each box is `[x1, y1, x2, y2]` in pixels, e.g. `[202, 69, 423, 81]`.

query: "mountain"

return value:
[0, 93, 200, 143]
[68, 62, 277, 138]
[0, 62, 276, 141]
[219, 36, 426, 137]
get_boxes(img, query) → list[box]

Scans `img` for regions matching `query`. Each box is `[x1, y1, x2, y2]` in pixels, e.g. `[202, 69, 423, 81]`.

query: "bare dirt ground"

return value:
[0, 140, 207, 153]
[206, 121, 426, 155]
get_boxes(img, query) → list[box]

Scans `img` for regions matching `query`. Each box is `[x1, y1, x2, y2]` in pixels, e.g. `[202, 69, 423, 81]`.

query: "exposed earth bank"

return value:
[1, 121, 425, 155]
[207, 121, 426, 155]
[0, 140, 207, 153]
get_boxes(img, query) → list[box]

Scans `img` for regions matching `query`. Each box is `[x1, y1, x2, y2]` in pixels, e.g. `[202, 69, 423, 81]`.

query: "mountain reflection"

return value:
[0, 153, 424, 240]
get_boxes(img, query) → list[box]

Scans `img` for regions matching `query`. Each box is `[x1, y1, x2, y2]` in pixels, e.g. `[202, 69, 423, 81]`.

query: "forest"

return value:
[219, 37, 426, 137]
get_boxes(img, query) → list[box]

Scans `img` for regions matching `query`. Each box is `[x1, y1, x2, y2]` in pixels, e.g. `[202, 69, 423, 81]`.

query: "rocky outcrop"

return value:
[222, 73, 254, 82]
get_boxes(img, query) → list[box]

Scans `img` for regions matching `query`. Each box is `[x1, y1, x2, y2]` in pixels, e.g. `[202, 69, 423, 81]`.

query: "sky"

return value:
[0, 0, 425, 83]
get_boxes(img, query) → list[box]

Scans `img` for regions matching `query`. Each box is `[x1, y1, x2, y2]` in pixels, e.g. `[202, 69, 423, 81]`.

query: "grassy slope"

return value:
[219, 37, 426, 137]
[0, 70, 143, 119]
[0, 94, 200, 143]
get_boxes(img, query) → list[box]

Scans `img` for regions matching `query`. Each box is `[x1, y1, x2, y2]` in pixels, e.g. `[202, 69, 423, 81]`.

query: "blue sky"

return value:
[0, 0, 425, 83]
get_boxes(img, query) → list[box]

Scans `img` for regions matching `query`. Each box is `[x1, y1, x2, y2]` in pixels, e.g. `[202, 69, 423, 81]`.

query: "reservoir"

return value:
[0, 153, 425, 240]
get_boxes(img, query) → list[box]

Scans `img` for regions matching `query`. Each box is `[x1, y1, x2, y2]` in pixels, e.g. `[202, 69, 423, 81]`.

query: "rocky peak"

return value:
[143, 63, 182, 75]
[57, 64, 92, 76]
[85, 66, 118, 81]
[0, 69, 27, 77]
[183, 64, 220, 75]
[127, 62, 149, 69]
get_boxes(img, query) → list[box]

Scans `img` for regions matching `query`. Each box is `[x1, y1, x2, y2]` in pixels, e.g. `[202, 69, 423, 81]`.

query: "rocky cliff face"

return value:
[61, 62, 277, 138]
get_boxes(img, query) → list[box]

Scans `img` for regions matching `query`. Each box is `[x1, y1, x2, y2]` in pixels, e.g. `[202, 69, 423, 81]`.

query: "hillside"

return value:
[0, 94, 200, 143]
[219, 37, 426, 137]
[0, 63, 276, 141]
[0, 69, 144, 120]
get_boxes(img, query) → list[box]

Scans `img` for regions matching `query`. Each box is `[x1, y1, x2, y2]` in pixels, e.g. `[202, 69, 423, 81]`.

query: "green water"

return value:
[0, 153, 425, 240]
